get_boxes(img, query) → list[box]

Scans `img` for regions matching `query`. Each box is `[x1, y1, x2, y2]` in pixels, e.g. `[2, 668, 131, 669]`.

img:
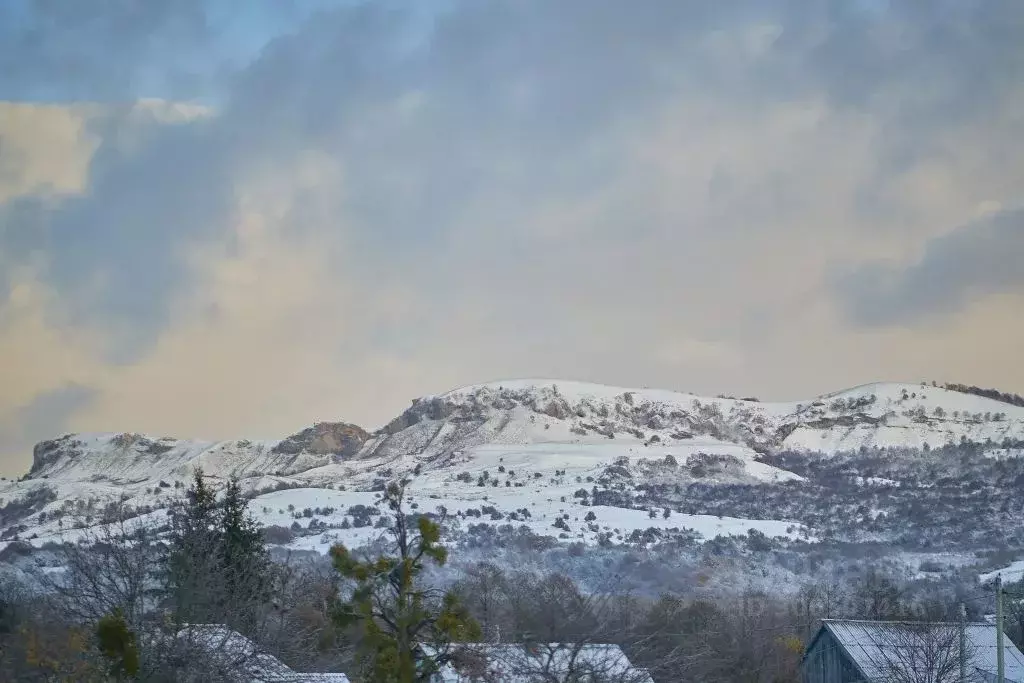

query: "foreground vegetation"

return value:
[1, 470, 1022, 682]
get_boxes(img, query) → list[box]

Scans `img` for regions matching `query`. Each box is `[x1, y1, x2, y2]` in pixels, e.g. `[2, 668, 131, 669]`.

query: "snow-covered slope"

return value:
[2, 379, 1022, 556]
[780, 382, 1024, 452]
[357, 379, 1024, 482]
[979, 560, 1024, 585]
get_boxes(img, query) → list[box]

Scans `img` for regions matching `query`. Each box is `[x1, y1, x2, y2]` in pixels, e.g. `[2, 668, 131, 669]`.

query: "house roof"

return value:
[423, 642, 654, 682]
[175, 624, 350, 683]
[814, 619, 1024, 683]
[258, 676, 352, 682]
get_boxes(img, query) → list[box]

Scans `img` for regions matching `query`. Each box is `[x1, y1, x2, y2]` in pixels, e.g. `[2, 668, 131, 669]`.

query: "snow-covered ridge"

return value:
[2, 379, 1023, 555]
[26, 420, 369, 484]
[423, 379, 1024, 454]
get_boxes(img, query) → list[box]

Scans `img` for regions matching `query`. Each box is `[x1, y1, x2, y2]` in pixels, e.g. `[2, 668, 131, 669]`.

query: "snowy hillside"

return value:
[2, 379, 1024, 562]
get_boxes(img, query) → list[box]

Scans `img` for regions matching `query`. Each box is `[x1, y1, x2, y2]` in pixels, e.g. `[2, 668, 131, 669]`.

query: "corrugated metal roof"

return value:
[423, 643, 655, 682]
[823, 619, 1024, 683]
[260, 675, 351, 682]
[176, 624, 351, 683]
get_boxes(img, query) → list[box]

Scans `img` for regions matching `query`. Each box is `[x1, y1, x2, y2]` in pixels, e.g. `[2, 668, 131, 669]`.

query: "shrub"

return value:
[262, 525, 296, 544]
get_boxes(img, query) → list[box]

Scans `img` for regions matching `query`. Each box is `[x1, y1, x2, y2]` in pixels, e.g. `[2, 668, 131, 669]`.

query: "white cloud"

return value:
[4, 2, 1024, 474]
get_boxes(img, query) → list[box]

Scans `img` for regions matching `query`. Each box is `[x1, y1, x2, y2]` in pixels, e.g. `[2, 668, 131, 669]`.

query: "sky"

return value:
[2, 0, 1024, 476]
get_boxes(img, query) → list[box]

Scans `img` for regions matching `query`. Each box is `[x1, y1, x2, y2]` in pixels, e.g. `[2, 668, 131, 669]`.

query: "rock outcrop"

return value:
[272, 422, 369, 457]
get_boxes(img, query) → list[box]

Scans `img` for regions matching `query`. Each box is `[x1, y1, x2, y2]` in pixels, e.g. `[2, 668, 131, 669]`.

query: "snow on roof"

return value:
[423, 642, 654, 682]
[820, 619, 1024, 683]
[259, 675, 351, 682]
[175, 624, 350, 682]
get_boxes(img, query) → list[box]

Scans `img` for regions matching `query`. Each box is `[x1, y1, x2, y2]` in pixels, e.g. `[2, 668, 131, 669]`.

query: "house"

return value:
[802, 619, 1024, 683]
[172, 624, 351, 682]
[422, 642, 655, 682]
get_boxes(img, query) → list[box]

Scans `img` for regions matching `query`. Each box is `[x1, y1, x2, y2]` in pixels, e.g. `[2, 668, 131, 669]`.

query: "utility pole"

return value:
[997, 576, 1005, 683]
[959, 601, 967, 683]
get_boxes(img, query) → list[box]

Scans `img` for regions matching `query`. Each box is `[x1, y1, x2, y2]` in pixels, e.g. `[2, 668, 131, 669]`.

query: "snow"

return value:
[983, 447, 1024, 460]
[979, 560, 1024, 585]
[426, 643, 653, 683]
[5, 378, 1023, 561]
[169, 625, 351, 681]
[781, 382, 1024, 453]
[824, 620, 1024, 683]
[855, 476, 900, 488]
[442, 378, 798, 422]
[244, 441, 810, 555]
[446, 380, 1024, 456]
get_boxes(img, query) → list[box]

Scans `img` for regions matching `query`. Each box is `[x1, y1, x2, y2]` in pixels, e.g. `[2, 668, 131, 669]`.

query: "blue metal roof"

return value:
[822, 619, 1024, 683]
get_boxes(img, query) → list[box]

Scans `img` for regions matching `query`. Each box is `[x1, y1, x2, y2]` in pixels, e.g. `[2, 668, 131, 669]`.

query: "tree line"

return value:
[934, 381, 1024, 408]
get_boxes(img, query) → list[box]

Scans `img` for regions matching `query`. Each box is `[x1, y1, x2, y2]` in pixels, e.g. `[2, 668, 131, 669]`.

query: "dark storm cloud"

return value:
[834, 208, 1024, 326]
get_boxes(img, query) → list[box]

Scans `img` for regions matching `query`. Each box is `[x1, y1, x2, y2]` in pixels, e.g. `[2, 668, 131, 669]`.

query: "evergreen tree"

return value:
[331, 481, 480, 682]
[167, 469, 272, 631]
[95, 608, 140, 681]
[167, 468, 223, 622]
[219, 477, 271, 632]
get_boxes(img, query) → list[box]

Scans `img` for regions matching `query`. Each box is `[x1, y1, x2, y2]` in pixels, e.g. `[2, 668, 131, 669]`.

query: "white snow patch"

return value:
[979, 560, 1024, 585]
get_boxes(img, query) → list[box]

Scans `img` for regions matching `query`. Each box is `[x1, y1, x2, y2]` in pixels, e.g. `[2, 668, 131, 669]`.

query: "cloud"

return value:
[0, 99, 221, 359]
[0, 269, 103, 419]
[0, 268, 106, 469]
[4, 1, 1024, 473]
[0, 0, 212, 101]
[834, 209, 1024, 327]
[0, 0, 339, 101]
[0, 102, 100, 203]
[0, 384, 96, 463]
[8, 0, 1024, 342]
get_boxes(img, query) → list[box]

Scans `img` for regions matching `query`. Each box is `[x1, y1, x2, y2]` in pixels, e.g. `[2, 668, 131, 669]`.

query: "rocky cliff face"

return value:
[30, 435, 84, 477]
[272, 422, 369, 457]
[17, 381, 1024, 487]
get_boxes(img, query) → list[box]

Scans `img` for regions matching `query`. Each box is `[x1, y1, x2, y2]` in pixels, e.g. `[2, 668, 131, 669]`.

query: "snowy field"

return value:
[245, 435, 811, 555]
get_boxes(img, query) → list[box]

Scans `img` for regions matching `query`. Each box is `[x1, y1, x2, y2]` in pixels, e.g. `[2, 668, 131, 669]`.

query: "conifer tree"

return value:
[167, 469, 271, 630]
[219, 477, 271, 631]
[167, 468, 222, 622]
[331, 481, 480, 682]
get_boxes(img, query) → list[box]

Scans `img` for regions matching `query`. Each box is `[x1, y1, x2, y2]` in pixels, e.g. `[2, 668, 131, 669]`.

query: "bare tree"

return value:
[0, 574, 108, 681]
[791, 579, 845, 641]
[719, 589, 804, 683]
[39, 507, 237, 681]
[456, 562, 511, 641]
[1005, 585, 1024, 650]
[36, 489, 338, 682]
[632, 595, 724, 681]
[864, 622, 977, 683]
[258, 553, 357, 674]
[849, 569, 907, 621]
[46, 511, 163, 630]
[452, 568, 662, 682]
